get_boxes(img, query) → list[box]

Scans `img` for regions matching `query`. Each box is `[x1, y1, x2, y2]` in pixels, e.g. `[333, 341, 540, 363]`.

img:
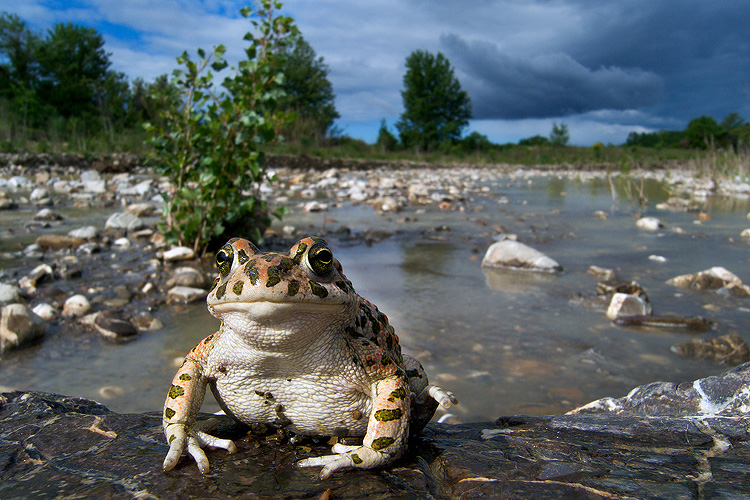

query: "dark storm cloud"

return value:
[441, 34, 665, 120]
[439, 0, 750, 123]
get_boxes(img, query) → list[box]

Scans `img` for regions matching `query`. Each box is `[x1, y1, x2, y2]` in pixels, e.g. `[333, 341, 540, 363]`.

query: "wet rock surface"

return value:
[3, 364, 750, 500]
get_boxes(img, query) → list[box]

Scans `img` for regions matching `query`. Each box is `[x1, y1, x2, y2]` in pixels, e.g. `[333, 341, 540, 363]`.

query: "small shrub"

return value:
[146, 1, 296, 254]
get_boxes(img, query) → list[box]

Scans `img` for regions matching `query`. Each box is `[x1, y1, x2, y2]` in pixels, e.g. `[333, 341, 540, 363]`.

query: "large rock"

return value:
[0, 303, 46, 352]
[481, 240, 562, 273]
[2, 379, 750, 499]
[667, 266, 750, 297]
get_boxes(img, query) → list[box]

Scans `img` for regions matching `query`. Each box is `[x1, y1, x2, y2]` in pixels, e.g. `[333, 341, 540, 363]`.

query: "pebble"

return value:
[302, 200, 328, 212]
[62, 294, 91, 318]
[0, 303, 46, 353]
[0, 283, 23, 305]
[94, 310, 139, 342]
[29, 187, 51, 204]
[130, 314, 164, 331]
[481, 240, 563, 273]
[740, 229, 750, 238]
[113, 237, 131, 249]
[33, 208, 63, 221]
[105, 212, 144, 232]
[635, 217, 663, 231]
[68, 226, 99, 240]
[126, 202, 156, 217]
[35, 234, 85, 250]
[588, 265, 616, 281]
[32, 303, 57, 321]
[606, 293, 652, 320]
[166, 267, 206, 289]
[162, 246, 196, 262]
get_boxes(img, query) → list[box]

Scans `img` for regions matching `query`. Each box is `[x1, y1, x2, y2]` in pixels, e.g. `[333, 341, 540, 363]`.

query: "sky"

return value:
[3, 0, 749, 146]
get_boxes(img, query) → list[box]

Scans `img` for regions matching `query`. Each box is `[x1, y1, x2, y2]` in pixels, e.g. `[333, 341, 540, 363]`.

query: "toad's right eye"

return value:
[216, 244, 234, 276]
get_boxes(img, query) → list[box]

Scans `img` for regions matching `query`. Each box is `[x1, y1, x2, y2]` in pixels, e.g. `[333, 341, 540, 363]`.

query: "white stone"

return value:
[0, 283, 22, 305]
[33, 208, 63, 221]
[80, 170, 102, 183]
[163, 246, 196, 262]
[7, 176, 33, 189]
[105, 212, 144, 231]
[32, 303, 57, 321]
[167, 286, 206, 304]
[740, 228, 750, 238]
[68, 226, 98, 240]
[606, 293, 651, 320]
[82, 179, 107, 194]
[29, 187, 49, 201]
[636, 217, 663, 231]
[302, 201, 328, 212]
[648, 255, 667, 263]
[113, 237, 131, 248]
[481, 240, 562, 273]
[62, 294, 91, 318]
[1, 303, 46, 352]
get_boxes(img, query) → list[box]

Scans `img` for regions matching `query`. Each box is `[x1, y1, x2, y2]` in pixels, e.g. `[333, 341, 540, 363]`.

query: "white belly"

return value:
[210, 371, 372, 437]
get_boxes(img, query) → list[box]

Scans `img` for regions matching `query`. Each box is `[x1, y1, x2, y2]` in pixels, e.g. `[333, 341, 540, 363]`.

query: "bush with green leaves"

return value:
[146, 1, 296, 254]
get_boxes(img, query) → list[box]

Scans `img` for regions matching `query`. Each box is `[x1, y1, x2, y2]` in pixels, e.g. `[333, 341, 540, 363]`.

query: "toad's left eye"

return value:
[216, 244, 234, 276]
[307, 242, 334, 276]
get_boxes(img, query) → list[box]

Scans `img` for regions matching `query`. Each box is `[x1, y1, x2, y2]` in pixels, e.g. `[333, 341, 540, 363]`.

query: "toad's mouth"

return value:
[209, 300, 349, 321]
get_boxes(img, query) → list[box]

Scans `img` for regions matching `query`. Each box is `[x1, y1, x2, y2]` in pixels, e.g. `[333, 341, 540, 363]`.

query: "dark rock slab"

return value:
[2, 387, 750, 499]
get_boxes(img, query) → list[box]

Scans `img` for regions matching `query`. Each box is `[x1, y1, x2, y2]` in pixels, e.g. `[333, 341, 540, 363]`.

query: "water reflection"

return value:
[482, 267, 562, 295]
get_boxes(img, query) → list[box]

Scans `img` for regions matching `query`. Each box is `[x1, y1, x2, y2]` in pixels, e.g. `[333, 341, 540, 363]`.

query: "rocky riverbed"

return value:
[1, 153, 750, 497]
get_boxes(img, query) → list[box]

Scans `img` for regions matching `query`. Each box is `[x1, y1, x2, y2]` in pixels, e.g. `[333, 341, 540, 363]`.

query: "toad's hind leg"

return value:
[402, 354, 458, 432]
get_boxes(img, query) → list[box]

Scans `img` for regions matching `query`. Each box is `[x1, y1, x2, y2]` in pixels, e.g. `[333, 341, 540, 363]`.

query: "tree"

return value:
[36, 22, 111, 122]
[549, 122, 569, 146]
[375, 119, 398, 151]
[519, 135, 550, 146]
[720, 112, 745, 131]
[276, 36, 338, 142]
[396, 50, 472, 151]
[0, 12, 41, 128]
[146, 0, 296, 253]
[685, 115, 723, 149]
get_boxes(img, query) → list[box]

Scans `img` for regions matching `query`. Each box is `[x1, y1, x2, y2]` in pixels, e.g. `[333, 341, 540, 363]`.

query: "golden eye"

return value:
[216, 244, 234, 276]
[308, 242, 333, 276]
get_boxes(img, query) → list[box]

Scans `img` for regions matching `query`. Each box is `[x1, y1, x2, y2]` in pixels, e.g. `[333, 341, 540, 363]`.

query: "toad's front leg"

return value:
[298, 376, 410, 479]
[162, 337, 237, 473]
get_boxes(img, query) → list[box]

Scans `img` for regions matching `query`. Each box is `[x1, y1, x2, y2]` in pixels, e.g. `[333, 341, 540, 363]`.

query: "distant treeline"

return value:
[0, 11, 337, 154]
[625, 113, 749, 150]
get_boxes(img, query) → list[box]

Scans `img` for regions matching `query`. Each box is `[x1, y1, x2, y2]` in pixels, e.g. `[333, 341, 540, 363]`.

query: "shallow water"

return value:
[1, 174, 749, 423]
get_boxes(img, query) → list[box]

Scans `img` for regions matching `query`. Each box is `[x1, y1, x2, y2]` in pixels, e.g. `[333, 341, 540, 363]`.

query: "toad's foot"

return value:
[298, 443, 394, 480]
[423, 384, 459, 408]
[163, 418, 238, 474]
